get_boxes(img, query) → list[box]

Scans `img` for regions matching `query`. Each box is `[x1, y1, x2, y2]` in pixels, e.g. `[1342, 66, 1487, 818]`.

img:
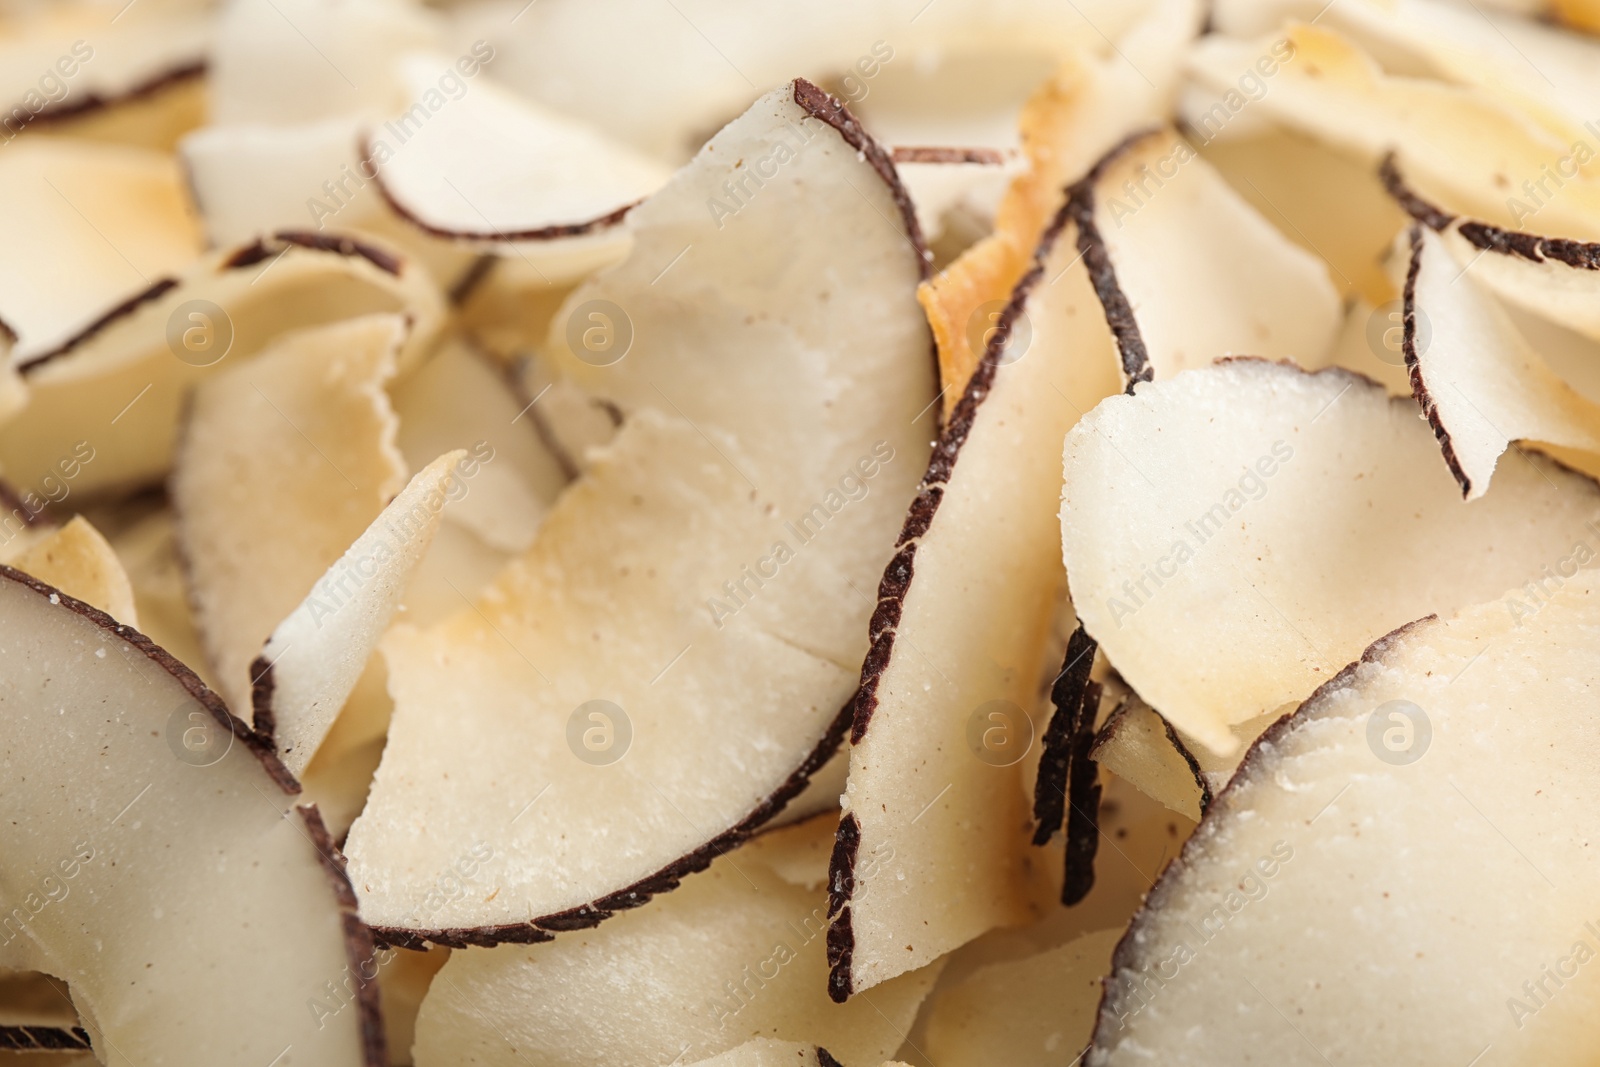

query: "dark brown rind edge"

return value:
[1085, 614, 1438, 1056]
[29, 61, 205, 127]
[1068, 128, 1167, 391]
[300, 805, 387, 1067]
[249, 654, 277, 742]
[825, 143, 1089, 1001]
[0, 1026, 92, 1051]
[825, 812, 861, 1003]
[1378, 153, 1456, 232]
[1400, 223, 1473, 497]
[1061, 680, 1104, 906]
[18, 277, 179, 372]
[20, 231, 406, 375]
[1158, 712, 1214, 814]
[0, 563, 300, 793]
[793, 78, 933, 282]
[1032, 625, 1099, 845]
[817, 1047, 845, 1067]
[224, 230, 403, 277]
[372, 686, 860, 951]
[1381, 152, 1600, 270]
[364, 129, 640, 243]
[368, 77, 938, 956]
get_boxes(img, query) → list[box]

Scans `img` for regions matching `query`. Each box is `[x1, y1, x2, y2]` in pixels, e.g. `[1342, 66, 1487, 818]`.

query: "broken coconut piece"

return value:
[0, 231, 444, 500]
[0, 139, 201, 360]
[919, 0, 1203, 409]
[1069, 127, 1340, 384]
[371, 55, 671, 276]
[171, 314, 409, 723]
[826, 188, 1125, 1000]
[1402, 223, 1600, 499]
[409, 816, 941, 1067]
[0, 515, 137, 626]
[1089, 698, 1210, 821]
[1088, 569, 1600, 1065]
[0, 565, 382, 1064]
[925, 927, 1120, 1067]
[1062, 359, 1600, 755]
[344, 81, 934, 943]
[254, 451, 466, 778]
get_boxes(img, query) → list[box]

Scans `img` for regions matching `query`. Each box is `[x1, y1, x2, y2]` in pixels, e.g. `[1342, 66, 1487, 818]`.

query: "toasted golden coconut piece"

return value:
[0, 140, 200, 360]
[920, 0, 1203, 413]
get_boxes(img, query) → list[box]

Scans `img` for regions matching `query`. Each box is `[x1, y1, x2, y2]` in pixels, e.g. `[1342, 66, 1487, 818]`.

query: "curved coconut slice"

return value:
[1069, 127, 1340, 384]
[0, 1, 208, 149]
[1402, 223, 1600, 498]
[0, 565, 382, 1064]
[171, 314, 409, 726]
[410, 817, 942, 1067]
[254, 451, 467, 777]
[1187, 25, 1600, 239]
[0, 231, 444, 499]
[0, 140, 201, 360]
[919, 0, 1203, 410]
[1382, 156, 1600, 342]
[925, 927, 1119, 1067]
[825, 195, 1121, 1000]
[209, 0, 440, 126]
[1063, 359, 1600, 755]
[371, 57, 671, 267]
[1088, 571, 1600, 1065]
[390, 339, 569, 554]
[0, 516, 136, 625]
[343, 81, 935, 943]
[484, 0, 1161, 163]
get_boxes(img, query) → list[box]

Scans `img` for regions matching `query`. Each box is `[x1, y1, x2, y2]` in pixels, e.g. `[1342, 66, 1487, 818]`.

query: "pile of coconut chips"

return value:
[1, 0, 1600, 1063]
